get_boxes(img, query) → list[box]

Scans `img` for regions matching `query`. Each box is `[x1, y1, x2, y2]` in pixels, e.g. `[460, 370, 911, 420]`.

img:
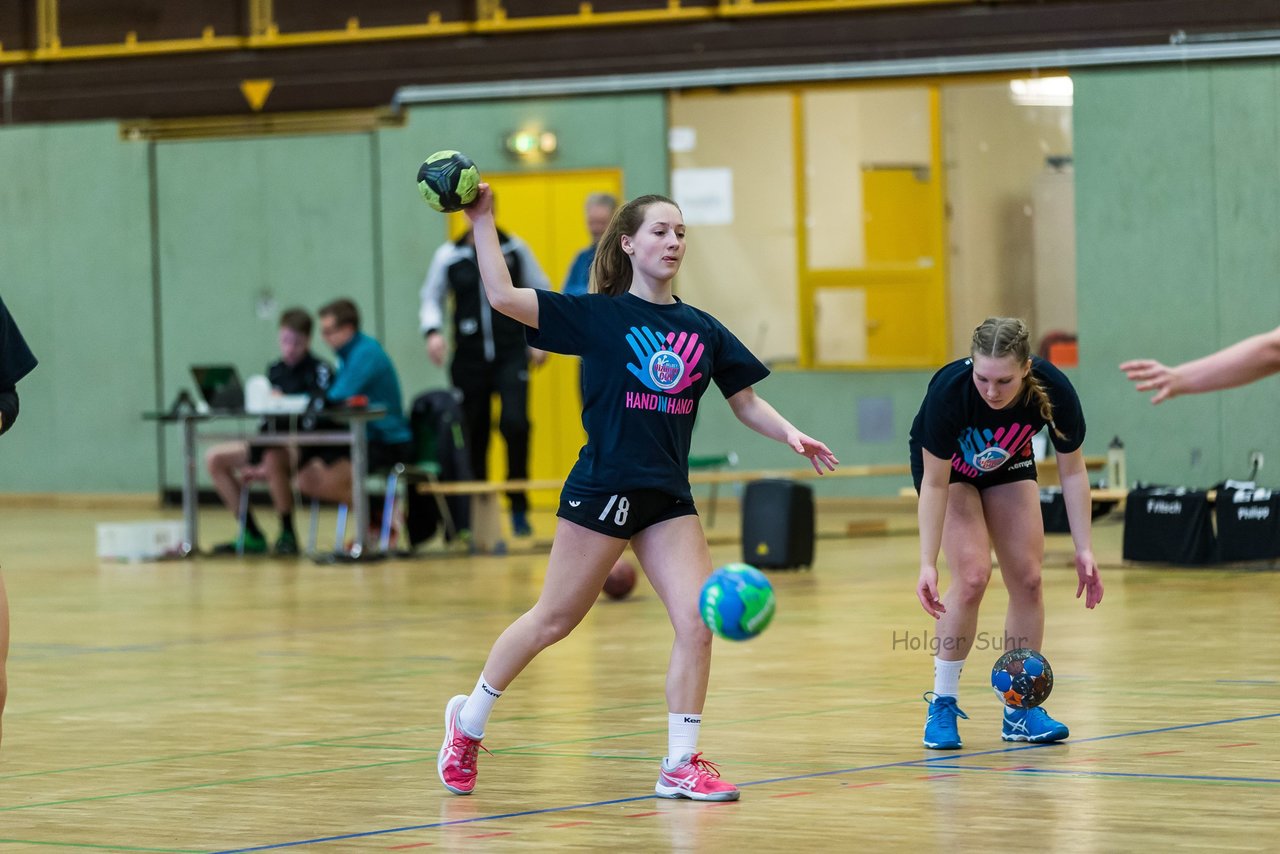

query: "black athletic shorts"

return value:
[557, 488, 698, 539]
[911, 454, 1039, 493]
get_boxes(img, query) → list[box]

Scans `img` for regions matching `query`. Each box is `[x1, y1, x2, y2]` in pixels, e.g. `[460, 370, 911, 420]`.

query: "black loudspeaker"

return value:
[1215, 485, 1280, 562]
[1122, 486, 1216, 565]
[741, 479, 814, 569]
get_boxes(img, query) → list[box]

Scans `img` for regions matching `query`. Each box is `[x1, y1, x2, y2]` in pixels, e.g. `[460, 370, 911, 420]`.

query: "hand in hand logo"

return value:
[625, 326, 704, 394]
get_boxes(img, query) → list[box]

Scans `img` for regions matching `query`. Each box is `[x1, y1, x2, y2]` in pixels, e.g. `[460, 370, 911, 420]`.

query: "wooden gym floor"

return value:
[0, 503, 1276, 852]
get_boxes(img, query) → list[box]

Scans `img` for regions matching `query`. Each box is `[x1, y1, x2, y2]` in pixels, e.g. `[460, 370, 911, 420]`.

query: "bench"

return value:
[406, 457, 1107, 552]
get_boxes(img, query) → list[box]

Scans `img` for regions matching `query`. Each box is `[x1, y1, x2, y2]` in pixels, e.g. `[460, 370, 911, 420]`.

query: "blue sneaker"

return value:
[1002, 705, 1069, 743]
[922, 692, 968, 749]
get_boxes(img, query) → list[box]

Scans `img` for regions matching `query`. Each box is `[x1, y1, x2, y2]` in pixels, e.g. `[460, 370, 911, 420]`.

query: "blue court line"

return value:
[917, 764, 1280, 785]
[1215, 679, 1278, 685]
[205, 710, 1280, 853]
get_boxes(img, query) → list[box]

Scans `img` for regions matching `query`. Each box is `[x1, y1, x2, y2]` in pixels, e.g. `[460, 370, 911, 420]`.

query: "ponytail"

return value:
[1024, 372, 1066, 441]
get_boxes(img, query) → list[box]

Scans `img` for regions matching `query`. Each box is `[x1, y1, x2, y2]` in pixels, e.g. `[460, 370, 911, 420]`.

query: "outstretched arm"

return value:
[463, 184, 540, 329]
[1121, 324, 1280, 403]
[725, 386, 838, 474]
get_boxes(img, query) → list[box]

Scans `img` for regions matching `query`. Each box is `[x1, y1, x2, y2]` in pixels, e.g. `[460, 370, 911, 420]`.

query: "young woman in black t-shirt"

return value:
[909, 317, 1103, 750]
[436, 186, 838, 802]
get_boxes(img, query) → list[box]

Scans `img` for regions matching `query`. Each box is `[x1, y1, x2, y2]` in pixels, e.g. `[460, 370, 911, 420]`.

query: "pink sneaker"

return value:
[438, 695, 487, 795]
[654, 752, 740, 802]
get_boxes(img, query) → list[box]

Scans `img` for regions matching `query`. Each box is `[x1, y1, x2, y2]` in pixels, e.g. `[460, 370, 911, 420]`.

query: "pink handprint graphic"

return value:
[625, 326, 705, 394]
[663, 331, 704, 393]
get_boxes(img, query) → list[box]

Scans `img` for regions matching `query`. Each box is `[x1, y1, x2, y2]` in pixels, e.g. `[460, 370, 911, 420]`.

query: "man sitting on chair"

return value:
[206, 307, 333, 556]
[296, 298, 413, 536]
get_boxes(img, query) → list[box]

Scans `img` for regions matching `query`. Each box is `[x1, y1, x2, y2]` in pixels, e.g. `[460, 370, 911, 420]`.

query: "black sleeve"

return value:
[917, 366, 966, 461]
[919, 393, 959, 460]
[525, 289, 596, 356]
[0, 388, 18, 436]
[1038, 361, 1086, 453]
[708, 317, 770, 399]
[310, 360, 335, 397]
[0, 296, 38, 388]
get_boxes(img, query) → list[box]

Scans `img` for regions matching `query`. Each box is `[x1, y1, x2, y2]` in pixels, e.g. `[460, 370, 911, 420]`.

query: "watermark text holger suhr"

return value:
[891, 630, 1030, 653]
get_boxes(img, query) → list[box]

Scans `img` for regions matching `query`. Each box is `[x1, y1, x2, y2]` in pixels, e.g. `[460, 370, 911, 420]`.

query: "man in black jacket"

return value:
[419, 224, 551, 537]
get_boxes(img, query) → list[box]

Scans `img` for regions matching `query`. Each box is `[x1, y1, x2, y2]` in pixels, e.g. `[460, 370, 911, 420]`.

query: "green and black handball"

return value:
[417, 150, 480, 212]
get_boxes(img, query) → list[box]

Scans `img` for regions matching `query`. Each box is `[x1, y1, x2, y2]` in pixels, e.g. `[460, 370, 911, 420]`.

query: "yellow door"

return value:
[448, 169, 624, 507]
[861, 165, 942, 363]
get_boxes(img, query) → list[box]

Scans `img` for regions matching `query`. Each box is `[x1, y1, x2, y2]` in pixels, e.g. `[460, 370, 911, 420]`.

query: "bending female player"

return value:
[910, 318, 1103, 750]
[437, 187, 838, 801]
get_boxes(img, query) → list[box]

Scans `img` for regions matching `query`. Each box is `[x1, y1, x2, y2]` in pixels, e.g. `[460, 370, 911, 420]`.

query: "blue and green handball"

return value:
[417, 150, 480, 212]
[699, 563, 776, 641]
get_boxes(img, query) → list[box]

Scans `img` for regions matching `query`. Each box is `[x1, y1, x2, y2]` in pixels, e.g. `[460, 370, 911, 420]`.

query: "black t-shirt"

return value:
[268, 353, 332, 399]
[0, 296, 37, 435]
[260, 353, 334, 436]
[0, 296, 37, 390]
[909, 355, 1085, 480]
[528, 289, 769, 501]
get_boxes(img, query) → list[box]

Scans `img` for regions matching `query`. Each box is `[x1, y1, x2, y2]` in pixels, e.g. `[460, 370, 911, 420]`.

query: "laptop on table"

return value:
[190, 364, 245, 411]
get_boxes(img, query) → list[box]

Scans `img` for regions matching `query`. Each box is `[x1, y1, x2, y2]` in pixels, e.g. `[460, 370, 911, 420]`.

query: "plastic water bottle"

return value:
[1106, 436, 1127, 490]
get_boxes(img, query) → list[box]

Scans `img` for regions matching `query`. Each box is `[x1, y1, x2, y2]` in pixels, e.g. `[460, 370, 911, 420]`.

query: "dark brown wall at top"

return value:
[57, 0, 245, 45]
[274, 1, 472, 33]
[3, 0, 1279, 124]
[0, 0, 35, 52]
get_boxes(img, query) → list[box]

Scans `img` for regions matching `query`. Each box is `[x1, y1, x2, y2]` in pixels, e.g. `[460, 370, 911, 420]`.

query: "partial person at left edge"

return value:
[0, 294, 39, 749]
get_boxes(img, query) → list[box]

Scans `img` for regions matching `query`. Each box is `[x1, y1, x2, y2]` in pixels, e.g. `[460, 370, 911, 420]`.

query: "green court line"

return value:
[0, 756, 434, 813]
[487, 750, 662, 762]
[2, 697, 922, 798]
[0, 702, 880, 811]
[0, 839, 201, 853]
[302, 743, 434, 752]
[9, 666, 449, 722]
[0, 726, 433, 782]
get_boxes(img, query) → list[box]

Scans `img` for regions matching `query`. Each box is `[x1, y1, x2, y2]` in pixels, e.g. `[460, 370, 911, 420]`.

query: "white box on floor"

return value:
[96, 521, 185, 562]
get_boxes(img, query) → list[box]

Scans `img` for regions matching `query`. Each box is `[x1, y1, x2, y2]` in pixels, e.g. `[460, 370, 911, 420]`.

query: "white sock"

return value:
[934, 657, 965, 698]
[459, 675, 502, 739]
[667, 712, 702, 766]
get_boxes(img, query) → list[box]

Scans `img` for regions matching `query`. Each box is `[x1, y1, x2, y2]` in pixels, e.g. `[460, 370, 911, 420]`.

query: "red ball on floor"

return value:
[603, 558, 637, 600]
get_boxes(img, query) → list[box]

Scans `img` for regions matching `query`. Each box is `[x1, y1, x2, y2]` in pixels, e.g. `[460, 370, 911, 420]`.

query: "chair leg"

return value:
[428, 473, 458, 541]
[335, 503, 348, 548]
[307, 497, 321, 555]
[236, 483, 252, 557]
[380, 465, 403, 553]
[707, 481, 719, 529]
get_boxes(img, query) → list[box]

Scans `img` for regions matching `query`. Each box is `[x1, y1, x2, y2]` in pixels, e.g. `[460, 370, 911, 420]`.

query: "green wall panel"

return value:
[0, 122, 154, 492]
[1075, 61, 1280, 489]
[154, 133, 379, 490]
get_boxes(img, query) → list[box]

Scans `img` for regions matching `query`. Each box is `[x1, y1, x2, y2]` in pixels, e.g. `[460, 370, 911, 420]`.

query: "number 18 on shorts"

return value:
[557, 488, 698, 539]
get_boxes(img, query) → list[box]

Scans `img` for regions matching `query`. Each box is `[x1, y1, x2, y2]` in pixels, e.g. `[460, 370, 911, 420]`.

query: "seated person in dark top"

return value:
[205, 308, 333, 556]
[296, 298, 412, 534]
